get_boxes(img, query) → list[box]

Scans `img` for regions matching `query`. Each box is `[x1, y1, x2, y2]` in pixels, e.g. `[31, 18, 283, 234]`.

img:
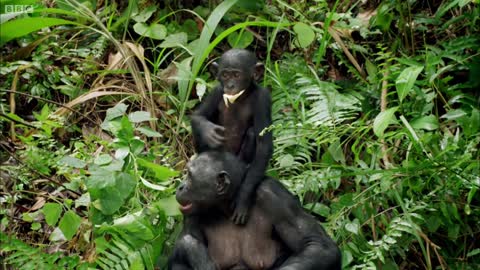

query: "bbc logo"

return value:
[4, 5, 34, 13]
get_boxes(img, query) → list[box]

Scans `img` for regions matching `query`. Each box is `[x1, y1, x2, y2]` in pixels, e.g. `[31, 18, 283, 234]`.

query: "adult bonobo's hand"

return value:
[201, 121, 225, 149]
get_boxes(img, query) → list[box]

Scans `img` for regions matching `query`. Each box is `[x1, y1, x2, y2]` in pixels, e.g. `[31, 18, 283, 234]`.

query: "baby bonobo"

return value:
[190, 49, 273, 225]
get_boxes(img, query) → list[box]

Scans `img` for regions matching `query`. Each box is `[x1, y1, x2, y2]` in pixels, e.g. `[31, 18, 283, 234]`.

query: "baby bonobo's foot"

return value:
[231, 196, 250, 225]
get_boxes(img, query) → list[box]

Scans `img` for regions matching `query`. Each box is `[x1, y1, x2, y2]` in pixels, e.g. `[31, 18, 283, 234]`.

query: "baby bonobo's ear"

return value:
[253, 62, 264, 82]
[216, 170, 231, 195]
[210, 61, 219, 79]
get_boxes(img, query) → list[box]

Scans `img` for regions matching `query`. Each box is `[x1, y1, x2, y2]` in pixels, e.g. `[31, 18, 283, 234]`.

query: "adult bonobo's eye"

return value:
[234, 71, 240, 78]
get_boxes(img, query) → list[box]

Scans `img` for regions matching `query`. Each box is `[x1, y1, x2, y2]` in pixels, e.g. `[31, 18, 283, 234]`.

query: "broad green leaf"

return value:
[227, 30, 254, 48]
[133, 22, 167, 40]
[58, 156, 86, 168]
[137, 158, 178, 180]
[328, 140, 345, 164]
[118, 116, 135, 140]
[131, 5, 156, 22]
[293, 22, 315, 48]
[94, 154, 112, 165]
[31, 222, 41, 230]
[113, 214, 154, 240]
[128, 111, 154, 123]
[136, 126, 162, 137]
[58, 211, 82, 240]
[105, 103, 128, 121]
[467, 248, 480, 258]
[441, 109, 467, 120]
[279, 154, 294, 168]
[154, 195, 181, 216]
[75, 193, 90, 208]
[49, 227, 66, 242]
[373, 107, 398, 137]
[130, 138, 145, 155]
[89, 172, 136, 215]
[410, 115, 439, 130]
[160, 32, 188, 48]
[0, 17, 76, 47]
[195, 78, 207, 100]
[395, 66, 423, 103]
[304, 203, 330, 217]
[86, 167, 116, 190]
[114, 146, 129, 159]
[43, 203, 62, 226]
[345, 221, 359, 235]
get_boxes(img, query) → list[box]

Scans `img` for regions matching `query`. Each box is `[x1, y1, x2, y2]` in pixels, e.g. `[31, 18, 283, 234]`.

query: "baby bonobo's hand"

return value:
[231, 193, 251, 225]
[203, 122, 225, 149]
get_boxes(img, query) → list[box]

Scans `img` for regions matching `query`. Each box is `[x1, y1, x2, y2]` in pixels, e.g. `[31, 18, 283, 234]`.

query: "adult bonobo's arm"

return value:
[167, 219, 216, 270]
[258, 179, 342, 270]
[232, 87, 273, 224]
[190, 86, 224, 152]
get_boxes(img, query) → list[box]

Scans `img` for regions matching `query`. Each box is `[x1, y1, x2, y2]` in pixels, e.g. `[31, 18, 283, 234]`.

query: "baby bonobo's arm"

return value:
[191, 86, 225, 153]
[232, 88, 273, 225]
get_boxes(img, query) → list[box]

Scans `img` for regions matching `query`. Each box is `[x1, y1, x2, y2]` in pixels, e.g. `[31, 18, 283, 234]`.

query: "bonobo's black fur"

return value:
[190, 49, 273, 225]
[168, 151, 341, 270]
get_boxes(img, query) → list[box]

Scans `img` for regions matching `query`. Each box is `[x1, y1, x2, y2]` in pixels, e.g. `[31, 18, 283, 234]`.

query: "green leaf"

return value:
[345, 221, 360, 235]
[88, 171, 136, 215]
[279, 154, 294, 168]
[133, 22, 167, 40]
[410, 115, 439, 130]
[31, 222, 41, 230]
[58, 156, 86, 168]
[94, 154, 112, 165]
[467, 248, 480, 258]
[49, 227, 66, 242]
[160, 32, 188, 48]
[0, 17, 76, 47]
[117, 115, 135, 140]
[293, 22, 315, 48]
[227, 30, 254, 49]
[441, 109, 467, 120]
[105, 103, 128, 121]
[136, 126, 162, 137]
[373, 107, 398, 137]
[140, 176, 167, 191]
[128, 111, 154, 123]
[304, 203, 330, 217]
[154, 195, 181, 216]
[43, 203, 62, 226]
[131, 5, 156, 23]
[113, 214, 154, 240]
[137, 158, 178, 180]
[58, 211, 82, 240]
[395, 66, 423, 103]
[113, 147, 129, 161]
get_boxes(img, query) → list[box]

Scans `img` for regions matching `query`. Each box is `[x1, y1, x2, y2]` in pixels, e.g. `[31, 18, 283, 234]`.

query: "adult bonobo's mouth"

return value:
[178, 202, 193, 214]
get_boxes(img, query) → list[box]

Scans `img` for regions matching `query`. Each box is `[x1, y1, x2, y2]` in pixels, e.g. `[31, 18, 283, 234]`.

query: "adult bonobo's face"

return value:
[212, 49, 263, 95]
[176, 153, 232, 215]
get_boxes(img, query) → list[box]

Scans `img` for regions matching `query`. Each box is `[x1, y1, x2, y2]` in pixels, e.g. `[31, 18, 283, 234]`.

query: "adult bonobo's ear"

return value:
[216, 170, 231, 195]
[210, 61, 219, 79]
[253, 62, 264, 82]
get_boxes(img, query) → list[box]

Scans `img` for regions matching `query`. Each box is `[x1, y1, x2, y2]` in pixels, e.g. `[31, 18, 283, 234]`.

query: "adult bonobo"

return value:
[168, 151, 341, 270]
[190, 49, 273, 225]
